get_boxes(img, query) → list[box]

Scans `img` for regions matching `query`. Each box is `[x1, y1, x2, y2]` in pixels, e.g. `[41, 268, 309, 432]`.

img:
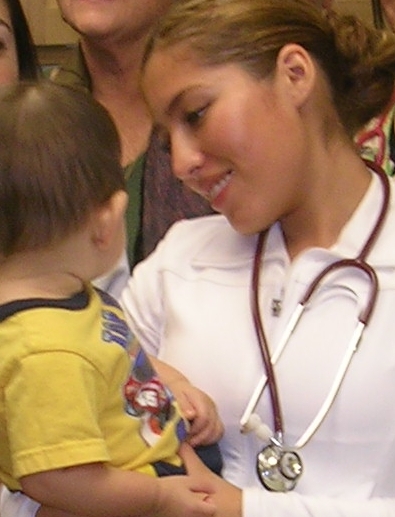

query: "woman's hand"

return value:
[179, 443, 242, 517]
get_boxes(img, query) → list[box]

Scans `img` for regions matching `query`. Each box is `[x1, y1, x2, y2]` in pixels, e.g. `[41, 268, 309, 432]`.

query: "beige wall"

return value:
[20, 0, 78, 45]
[21, 0, 376, 46]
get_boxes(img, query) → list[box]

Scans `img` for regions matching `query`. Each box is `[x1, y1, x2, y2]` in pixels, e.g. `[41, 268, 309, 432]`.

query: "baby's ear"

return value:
[276, 43, 316, 108]
[91, 190, 128, 250]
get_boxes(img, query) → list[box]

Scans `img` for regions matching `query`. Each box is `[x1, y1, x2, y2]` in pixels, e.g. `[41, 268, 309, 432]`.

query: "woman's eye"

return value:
[185, 105, 207, 127]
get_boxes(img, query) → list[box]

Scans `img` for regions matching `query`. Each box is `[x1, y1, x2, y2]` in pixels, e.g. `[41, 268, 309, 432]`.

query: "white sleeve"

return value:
[120, 216, 229, 356]
[0, 487, 40, 517]
[120, 238, 167, 357]
[93, 249, 130, 300]
[243, 487, 395, 517]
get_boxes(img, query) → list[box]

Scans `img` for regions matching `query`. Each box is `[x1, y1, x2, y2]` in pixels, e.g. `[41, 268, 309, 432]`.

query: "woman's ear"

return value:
[276, 43, 316, 108]
[91, 190, 128, 250]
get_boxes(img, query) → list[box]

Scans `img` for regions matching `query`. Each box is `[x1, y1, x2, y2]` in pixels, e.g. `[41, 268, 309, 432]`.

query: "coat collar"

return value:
[191, 170, 395, 269]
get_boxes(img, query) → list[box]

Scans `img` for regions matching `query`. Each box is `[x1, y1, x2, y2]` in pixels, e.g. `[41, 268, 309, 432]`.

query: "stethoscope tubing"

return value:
[241, 160, 390, 448]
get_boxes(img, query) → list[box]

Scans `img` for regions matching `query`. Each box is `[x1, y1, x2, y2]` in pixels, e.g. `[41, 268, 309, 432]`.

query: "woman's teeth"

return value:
[208, 171, 234, 201]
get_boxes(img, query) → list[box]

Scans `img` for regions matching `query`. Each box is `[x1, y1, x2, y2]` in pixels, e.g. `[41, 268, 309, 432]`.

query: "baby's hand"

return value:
[148, 356, 223, 446]
[169, 380, 224, 446]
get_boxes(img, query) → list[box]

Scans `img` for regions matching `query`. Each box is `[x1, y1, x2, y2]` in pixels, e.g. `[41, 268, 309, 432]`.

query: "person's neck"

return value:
[80, 37, 152, 167]
[0, 232, 98, 304]
[80, 36, 144, 93]
[0, 266, 85, 305]
[281, 148, 372, 261]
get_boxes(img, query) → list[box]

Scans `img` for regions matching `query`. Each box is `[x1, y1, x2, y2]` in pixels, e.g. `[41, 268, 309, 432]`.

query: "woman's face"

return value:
[0, 0, 18, 85]
[142, 45, 309, 235]
[56, 0, 173, 42]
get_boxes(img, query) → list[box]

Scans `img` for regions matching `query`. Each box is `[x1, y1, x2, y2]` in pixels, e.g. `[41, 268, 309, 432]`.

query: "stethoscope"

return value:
[239, 161, 390, 492]
[355, 102, 395, 170]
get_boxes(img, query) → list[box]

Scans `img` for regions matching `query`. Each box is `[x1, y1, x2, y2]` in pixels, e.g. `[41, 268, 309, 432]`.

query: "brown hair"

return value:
[3, 0, 41, 79]
[0, 81, 125, 256]
[142, 0, 395, 135]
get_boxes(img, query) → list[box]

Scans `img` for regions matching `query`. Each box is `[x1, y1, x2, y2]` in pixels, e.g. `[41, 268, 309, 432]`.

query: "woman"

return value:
[122, 0, 395, 515]
[0, 0, 39, 83]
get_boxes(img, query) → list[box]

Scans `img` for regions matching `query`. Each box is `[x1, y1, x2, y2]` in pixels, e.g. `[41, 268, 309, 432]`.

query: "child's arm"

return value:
[36, 507, 79, 517]
[149, 357, 224, 447]
[21, 462, 215, 517]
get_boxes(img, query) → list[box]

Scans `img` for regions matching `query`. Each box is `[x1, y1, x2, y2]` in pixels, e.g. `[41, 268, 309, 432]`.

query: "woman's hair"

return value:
[142, 0, 395, 135]
[3, 0, 40, 79]
[0, 81, 125, 256]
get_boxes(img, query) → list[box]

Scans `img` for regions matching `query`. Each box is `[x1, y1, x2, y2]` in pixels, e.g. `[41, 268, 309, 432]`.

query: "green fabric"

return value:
[51, 45, 144, 269]
[125, 155, 144, 269]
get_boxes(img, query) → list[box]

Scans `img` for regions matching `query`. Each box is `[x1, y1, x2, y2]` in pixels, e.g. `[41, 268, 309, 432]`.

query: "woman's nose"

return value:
[170, 132, 204, 182]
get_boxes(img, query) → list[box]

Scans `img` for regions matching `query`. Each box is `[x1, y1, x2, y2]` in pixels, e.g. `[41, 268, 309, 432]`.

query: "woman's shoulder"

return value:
[166, 213, 231, 236]
[157, 214, 258, 267]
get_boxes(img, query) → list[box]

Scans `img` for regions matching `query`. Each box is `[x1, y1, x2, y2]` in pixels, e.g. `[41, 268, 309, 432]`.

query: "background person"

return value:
[51, 0, 214, 273]
[354, 0, 395, 175]
[0, 0, 39, 84]
[310, 0, 395, 176]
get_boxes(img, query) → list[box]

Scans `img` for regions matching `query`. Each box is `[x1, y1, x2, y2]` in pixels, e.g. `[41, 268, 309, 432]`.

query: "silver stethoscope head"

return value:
[240, 161, 390, 491]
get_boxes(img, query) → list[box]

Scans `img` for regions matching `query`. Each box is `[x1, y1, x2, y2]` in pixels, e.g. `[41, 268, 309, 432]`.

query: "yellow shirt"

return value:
[0, 286, 185, 490]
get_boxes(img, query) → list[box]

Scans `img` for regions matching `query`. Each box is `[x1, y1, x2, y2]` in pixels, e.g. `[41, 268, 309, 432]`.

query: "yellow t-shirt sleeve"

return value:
[6, 350, 110, 479]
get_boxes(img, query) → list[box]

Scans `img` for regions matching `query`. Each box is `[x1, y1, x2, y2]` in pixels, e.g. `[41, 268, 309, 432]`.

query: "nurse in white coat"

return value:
[123, 0, 395, 515]
[4, 0, 395, 516]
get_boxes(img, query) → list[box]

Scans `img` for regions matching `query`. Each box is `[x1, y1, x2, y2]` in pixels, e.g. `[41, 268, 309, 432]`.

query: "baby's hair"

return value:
[143, 0, 395, 136]
[0, 81, 125, 256]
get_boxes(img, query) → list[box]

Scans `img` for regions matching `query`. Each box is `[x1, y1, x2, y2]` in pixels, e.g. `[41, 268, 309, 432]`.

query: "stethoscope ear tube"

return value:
[244, 161, 390, 491]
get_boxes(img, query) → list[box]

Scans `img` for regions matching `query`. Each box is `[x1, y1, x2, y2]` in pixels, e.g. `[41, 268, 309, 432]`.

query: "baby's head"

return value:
[0, 81, 127, 275]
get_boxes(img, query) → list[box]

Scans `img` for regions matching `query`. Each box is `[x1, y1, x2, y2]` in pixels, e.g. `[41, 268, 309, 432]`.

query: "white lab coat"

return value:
[93, 248, 130, 299]
[121, 171, 395, 517]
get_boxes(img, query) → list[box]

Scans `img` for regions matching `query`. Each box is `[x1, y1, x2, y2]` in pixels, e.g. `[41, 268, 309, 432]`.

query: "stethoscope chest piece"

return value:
[256, 443, 303, 492]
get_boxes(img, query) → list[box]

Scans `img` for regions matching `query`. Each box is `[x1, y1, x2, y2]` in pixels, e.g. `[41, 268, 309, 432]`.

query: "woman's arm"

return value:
[179, 444, 242, 517]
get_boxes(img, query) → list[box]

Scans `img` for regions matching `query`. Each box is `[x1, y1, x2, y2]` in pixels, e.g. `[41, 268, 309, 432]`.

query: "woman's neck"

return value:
[80, 39, 152, 167]
[281, 151, 372, 261]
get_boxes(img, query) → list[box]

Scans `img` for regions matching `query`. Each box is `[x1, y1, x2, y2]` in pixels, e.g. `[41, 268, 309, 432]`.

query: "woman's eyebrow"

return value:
[166, 86, 198, 117]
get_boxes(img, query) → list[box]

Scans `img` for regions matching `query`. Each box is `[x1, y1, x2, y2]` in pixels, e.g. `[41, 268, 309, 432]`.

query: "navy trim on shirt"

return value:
[0, 290, 89, 322]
